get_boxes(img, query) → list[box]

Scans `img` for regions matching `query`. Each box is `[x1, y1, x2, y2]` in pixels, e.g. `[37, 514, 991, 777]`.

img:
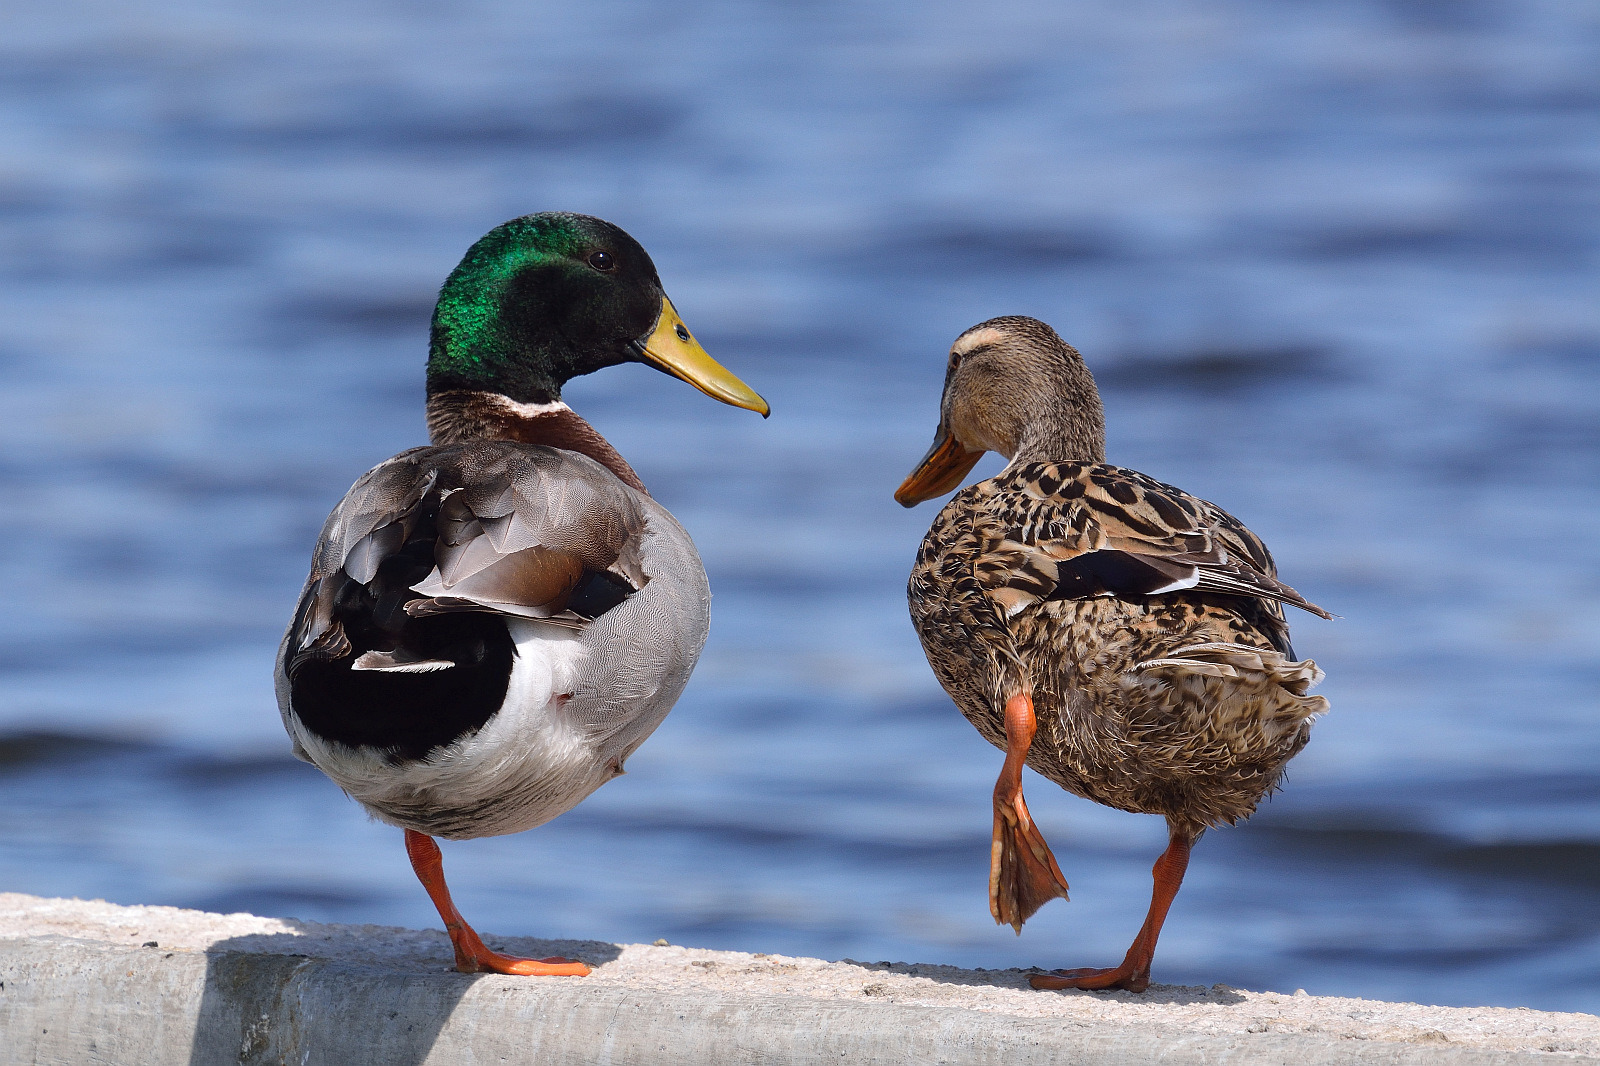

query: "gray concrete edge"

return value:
[4, 935, 1586, 1066]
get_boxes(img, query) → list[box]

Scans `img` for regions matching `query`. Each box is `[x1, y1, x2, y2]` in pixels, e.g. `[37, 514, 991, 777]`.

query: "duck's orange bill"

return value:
[894, 428, 984, 507]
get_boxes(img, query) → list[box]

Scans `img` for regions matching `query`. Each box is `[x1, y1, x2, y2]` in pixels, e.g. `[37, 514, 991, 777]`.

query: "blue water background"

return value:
[2, 0, 1598, 1012]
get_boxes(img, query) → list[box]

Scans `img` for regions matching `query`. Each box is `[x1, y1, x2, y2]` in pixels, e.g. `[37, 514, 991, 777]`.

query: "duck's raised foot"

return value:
[1030, 965, 1150, 993]
[991, 789, 1071, 931]
[990, 693, 1071, 932]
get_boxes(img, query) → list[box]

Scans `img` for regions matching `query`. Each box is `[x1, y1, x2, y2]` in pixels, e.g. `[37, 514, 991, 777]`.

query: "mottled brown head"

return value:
[895, 316, 1107, 507]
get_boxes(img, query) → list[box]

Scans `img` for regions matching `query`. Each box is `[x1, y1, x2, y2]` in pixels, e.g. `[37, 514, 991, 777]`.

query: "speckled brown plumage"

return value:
[896, 315, 1329, 992]
[908, 459, 1328, 833]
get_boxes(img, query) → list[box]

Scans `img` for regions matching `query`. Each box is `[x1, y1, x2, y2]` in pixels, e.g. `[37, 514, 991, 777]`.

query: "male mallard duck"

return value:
[275, 213, 768, 976]
[895, 316, 1328, 992]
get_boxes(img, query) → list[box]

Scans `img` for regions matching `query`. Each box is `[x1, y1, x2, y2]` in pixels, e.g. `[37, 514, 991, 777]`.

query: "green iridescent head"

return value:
[426, 212, 767, 415]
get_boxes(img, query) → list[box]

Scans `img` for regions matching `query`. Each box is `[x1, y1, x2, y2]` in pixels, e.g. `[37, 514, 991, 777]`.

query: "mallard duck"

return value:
[895, 316, 1329, 992]
[274, 212, 768, 976]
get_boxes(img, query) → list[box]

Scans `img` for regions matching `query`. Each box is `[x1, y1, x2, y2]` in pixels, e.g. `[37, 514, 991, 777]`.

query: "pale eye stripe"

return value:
[950, 326, 1009, 357]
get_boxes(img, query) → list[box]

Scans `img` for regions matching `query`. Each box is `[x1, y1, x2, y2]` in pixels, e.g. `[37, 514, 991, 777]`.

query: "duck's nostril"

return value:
[675, 324, 690, 341]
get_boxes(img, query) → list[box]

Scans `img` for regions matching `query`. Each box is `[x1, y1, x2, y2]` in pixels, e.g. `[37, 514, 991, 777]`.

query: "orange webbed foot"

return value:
[989, 693, 1071, 932]
[1030, 965, 1149, 992]
[452, 935, 591, 977]
[1027, 828, 1196, 995]
[990, 781, 1071, 931]
[404, 829, 591, 978]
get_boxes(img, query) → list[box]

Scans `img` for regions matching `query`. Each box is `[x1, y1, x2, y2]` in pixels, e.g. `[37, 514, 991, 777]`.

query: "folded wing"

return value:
[965, 462, 1331, 623]
[288, 441, 649, 677]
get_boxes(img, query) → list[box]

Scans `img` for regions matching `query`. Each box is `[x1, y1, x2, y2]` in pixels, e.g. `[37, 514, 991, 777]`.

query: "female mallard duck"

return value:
[275, 213, 768, 976]
[895, 316, 1328, 992]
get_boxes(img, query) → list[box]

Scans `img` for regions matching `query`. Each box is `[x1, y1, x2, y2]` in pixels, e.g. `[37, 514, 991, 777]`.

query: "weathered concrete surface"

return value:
[2, 894, 1596, 1065]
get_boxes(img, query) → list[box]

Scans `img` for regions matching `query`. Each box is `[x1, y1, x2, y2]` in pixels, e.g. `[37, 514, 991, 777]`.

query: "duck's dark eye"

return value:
[949, 353, 963, 371]
[588, 250, 615, 271]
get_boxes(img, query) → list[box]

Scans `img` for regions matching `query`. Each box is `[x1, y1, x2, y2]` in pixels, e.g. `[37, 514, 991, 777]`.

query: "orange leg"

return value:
[404, 829, 590, 976]
[990, 692, 1071, 932]
[1030, 826, 1194, 992]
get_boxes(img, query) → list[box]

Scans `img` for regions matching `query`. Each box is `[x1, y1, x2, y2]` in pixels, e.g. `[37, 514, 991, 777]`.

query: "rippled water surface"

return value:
[2, 0, 1598, 1012]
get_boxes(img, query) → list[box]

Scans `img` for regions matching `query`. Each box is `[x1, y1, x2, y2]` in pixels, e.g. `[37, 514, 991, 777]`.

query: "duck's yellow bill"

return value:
[636, 296, 769, 417]
[894, 428, 984, 507]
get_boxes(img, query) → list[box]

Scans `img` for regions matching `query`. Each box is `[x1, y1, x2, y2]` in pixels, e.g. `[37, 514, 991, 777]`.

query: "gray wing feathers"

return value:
[294, 442, 649, 654]
[412, 452, 649, 611]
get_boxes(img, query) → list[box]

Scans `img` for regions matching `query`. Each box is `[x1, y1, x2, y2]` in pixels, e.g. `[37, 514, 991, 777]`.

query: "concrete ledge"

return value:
[2, 894, 1596, 1065]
